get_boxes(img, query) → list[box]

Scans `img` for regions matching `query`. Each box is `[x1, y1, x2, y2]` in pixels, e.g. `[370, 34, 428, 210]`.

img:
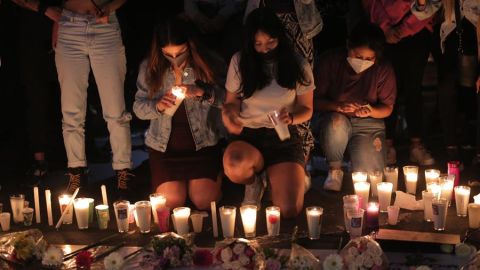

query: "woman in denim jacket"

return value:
[133, 17, 225, 210]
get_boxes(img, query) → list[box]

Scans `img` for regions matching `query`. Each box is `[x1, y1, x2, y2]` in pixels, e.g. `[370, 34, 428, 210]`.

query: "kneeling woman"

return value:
[223, 8, 314, 218]
[134, 18, 225, 210]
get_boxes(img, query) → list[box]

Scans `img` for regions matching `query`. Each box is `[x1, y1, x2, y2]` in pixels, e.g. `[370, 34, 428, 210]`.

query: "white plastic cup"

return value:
[267, 110, 290, 141]
[387, 205, 400, 225]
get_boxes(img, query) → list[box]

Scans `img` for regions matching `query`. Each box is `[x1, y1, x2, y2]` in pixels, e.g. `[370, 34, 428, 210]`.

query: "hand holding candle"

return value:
[162, 86, 187, 116]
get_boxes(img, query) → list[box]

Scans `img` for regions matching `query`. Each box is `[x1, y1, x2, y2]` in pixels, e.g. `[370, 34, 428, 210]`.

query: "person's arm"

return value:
[287, 91, 313, 124]
[133, 62, 166, 120]
[11, 0, 62, 21]
[355, 103, 393, 118]
[222, 91, 243, 134]
[411, 0, 442, 20]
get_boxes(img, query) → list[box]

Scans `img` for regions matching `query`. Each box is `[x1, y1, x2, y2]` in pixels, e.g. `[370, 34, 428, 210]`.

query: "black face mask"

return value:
[258, 48, 278, 62]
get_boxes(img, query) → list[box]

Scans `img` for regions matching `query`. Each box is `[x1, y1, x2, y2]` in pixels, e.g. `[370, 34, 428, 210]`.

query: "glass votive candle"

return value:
[354, 182, 370, 209]
[422, 190, 435, 222]
[306, 206, 323, 240]
[439, 175, 454, 206]
[265, 206, 281, 237]
[352, 171, 368, 184]
[85, 198, 94, 224]
[95, 205, 109, 230]
[403, 166, 419, 195]
[468, 203, 480, 229]
[343, 195, 359, 232]
[149, 193, 166, 224]
[240, 205, 258, 238]
[113, 200, 130, 233]
[22, 208, 34, 226]
[377, 182, 393, 212]
[384, 166, 398, 191]
[454, 186, 471, 217]
[368, 171, 383, 197]
[134, 201, 152, 234]
[219, 206, 236, 239]
[387, 205, 400, 225]
[10, 194, 25, 224]
[172, 207, 191, 235]
[365, 202, 379, 233]
[0, 212, 11, 231]
[74, 198, 90, 230]
[190, 212, 208, 233]
[432, 198, 449, 231]
[425, 169, 440, 185]
[58, 194, 74, 225]
[474, 193, 480, 204]
[347, 208, 365, 238]
[426, 182, 441, 198]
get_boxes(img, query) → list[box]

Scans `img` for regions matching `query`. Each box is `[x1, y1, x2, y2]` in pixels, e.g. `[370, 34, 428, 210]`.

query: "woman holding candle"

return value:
[313, 22, 396, 191]
[222, 8, 314, 218]
[133, 17, 225, 211]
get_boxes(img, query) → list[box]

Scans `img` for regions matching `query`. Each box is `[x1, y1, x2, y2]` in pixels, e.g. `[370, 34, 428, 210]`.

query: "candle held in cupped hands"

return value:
[162, 86, 187, 116]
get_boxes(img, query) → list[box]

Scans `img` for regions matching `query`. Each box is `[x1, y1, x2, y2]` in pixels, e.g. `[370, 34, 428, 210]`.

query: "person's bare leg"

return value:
[223, 141, 264, 184]
[156, 180, 187, 209]
[268, 162, 305, 218]
[188, 173, 222, 210]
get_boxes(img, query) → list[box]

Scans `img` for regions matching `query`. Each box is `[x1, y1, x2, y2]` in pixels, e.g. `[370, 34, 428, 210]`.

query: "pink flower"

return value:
[266, 258, 281, 270]
[75, 251, 92, 269]
[193, 249, 213, 267]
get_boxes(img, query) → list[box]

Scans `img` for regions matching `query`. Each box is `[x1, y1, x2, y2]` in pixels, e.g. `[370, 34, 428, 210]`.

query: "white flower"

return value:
[323, 254, 344, 270]
[238, 255, 250, 266]
[221, 247, 233, 262]
[42, 246, 63, 267]
[348, 247, 359, 257]
[416, 266, 432, 270]
[104, 252, 124, 270]
[363, 255, 374, 268]
[372, 255, 382, 266]
[233, 243, 246, 255]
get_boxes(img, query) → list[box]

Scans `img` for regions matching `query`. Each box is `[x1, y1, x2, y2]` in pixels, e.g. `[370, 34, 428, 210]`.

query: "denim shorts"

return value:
[231, 127, 305, 168]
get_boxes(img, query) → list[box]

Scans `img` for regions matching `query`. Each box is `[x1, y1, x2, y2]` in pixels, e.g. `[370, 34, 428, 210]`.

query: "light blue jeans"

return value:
[315, 112, 386, 172]
[55, 9, 131, 170]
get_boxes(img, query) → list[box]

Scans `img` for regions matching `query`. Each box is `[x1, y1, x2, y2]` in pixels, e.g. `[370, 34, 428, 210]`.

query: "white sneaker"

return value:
[386, 145, 397, 165]
[323, 169, 344, 191]
[242, 171, 267, 208]
[410, 144, 435, 166]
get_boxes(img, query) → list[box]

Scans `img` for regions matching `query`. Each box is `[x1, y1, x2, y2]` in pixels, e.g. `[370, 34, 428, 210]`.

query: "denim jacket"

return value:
[244, 0, 323, 39]
[133, 61, 225, 152]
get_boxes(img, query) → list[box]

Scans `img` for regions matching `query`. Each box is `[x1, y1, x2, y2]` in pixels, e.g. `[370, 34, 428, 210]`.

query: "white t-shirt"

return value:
[225, 52, 315, 128]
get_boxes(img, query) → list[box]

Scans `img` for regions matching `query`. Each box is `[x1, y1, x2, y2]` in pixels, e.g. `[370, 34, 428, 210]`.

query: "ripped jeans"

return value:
[55, 10, 131, 170]
[316, 112, 385, 172]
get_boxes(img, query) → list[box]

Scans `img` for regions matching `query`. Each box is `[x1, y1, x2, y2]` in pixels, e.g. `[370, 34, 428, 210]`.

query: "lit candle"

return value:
[352, 171, 368, 184]
[73, 198, 90, 230]
[366, 202, 379, 233]
[354, 182, 370, 210]
[240, 205, 257, 238]
[306, 207, 323, 240]
[211, 201, 219, 238]
[403, 166, 419, 195]
[172, 207, 191, 235]
[454, 186, 471, 217]
[426, 182, 441, 198]
[440, 176, 454, 205]
[266, 206, 281, 237]
[34, 187, 40, 224]
[377, 182, 393, 212]
[368, 171, 383, 197]
[101, 185, 108, 206]
[219, 206, 236, 238]
[384, 166, 398, 191]
[45, 190, 53, 226]
[425, 169, 440, 185]
[163, 86, 187, 116]
[149, 193, 166, 224]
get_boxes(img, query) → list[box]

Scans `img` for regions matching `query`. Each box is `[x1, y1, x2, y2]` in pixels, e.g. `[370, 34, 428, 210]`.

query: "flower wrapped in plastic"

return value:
[150, 232, 194, 268]
[287, 243, 320, 270]
[339, 236, 388, 270]
[0, 229, 47, 263]
[212, 238, 265, 270]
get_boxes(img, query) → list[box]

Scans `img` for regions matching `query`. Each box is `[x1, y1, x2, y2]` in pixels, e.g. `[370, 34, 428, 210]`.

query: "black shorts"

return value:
[231, 127, 305, 168]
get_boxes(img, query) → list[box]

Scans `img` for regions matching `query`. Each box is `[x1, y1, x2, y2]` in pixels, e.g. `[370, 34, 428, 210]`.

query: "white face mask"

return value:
[347, 57, 374, 74]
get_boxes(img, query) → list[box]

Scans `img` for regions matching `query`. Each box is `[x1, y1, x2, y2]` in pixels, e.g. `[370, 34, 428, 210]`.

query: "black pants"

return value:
[431, 20, 478, 147]
[15, 9, 56, 154]
[385, 29, 431, 140]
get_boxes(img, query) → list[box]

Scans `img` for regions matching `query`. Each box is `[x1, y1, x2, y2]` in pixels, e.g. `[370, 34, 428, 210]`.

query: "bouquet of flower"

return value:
[0, 229, 47, 263]
[262, 248, 289, 270]
[151, 232, 194, 268]
[339, 236, 388, 270]
[212, 238, 265, 270]
[287, 243, 320, 270]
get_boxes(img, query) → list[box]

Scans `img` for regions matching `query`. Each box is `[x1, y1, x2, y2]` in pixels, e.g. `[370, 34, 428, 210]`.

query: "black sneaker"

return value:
[65, 167, 88, 194]
[116, 169, 135, 198]
[25, 160, 48, 187]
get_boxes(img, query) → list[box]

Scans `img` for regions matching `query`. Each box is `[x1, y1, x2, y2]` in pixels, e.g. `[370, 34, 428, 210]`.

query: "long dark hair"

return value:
[146, 17, 214, 97]
[239, 8, 309, 99]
